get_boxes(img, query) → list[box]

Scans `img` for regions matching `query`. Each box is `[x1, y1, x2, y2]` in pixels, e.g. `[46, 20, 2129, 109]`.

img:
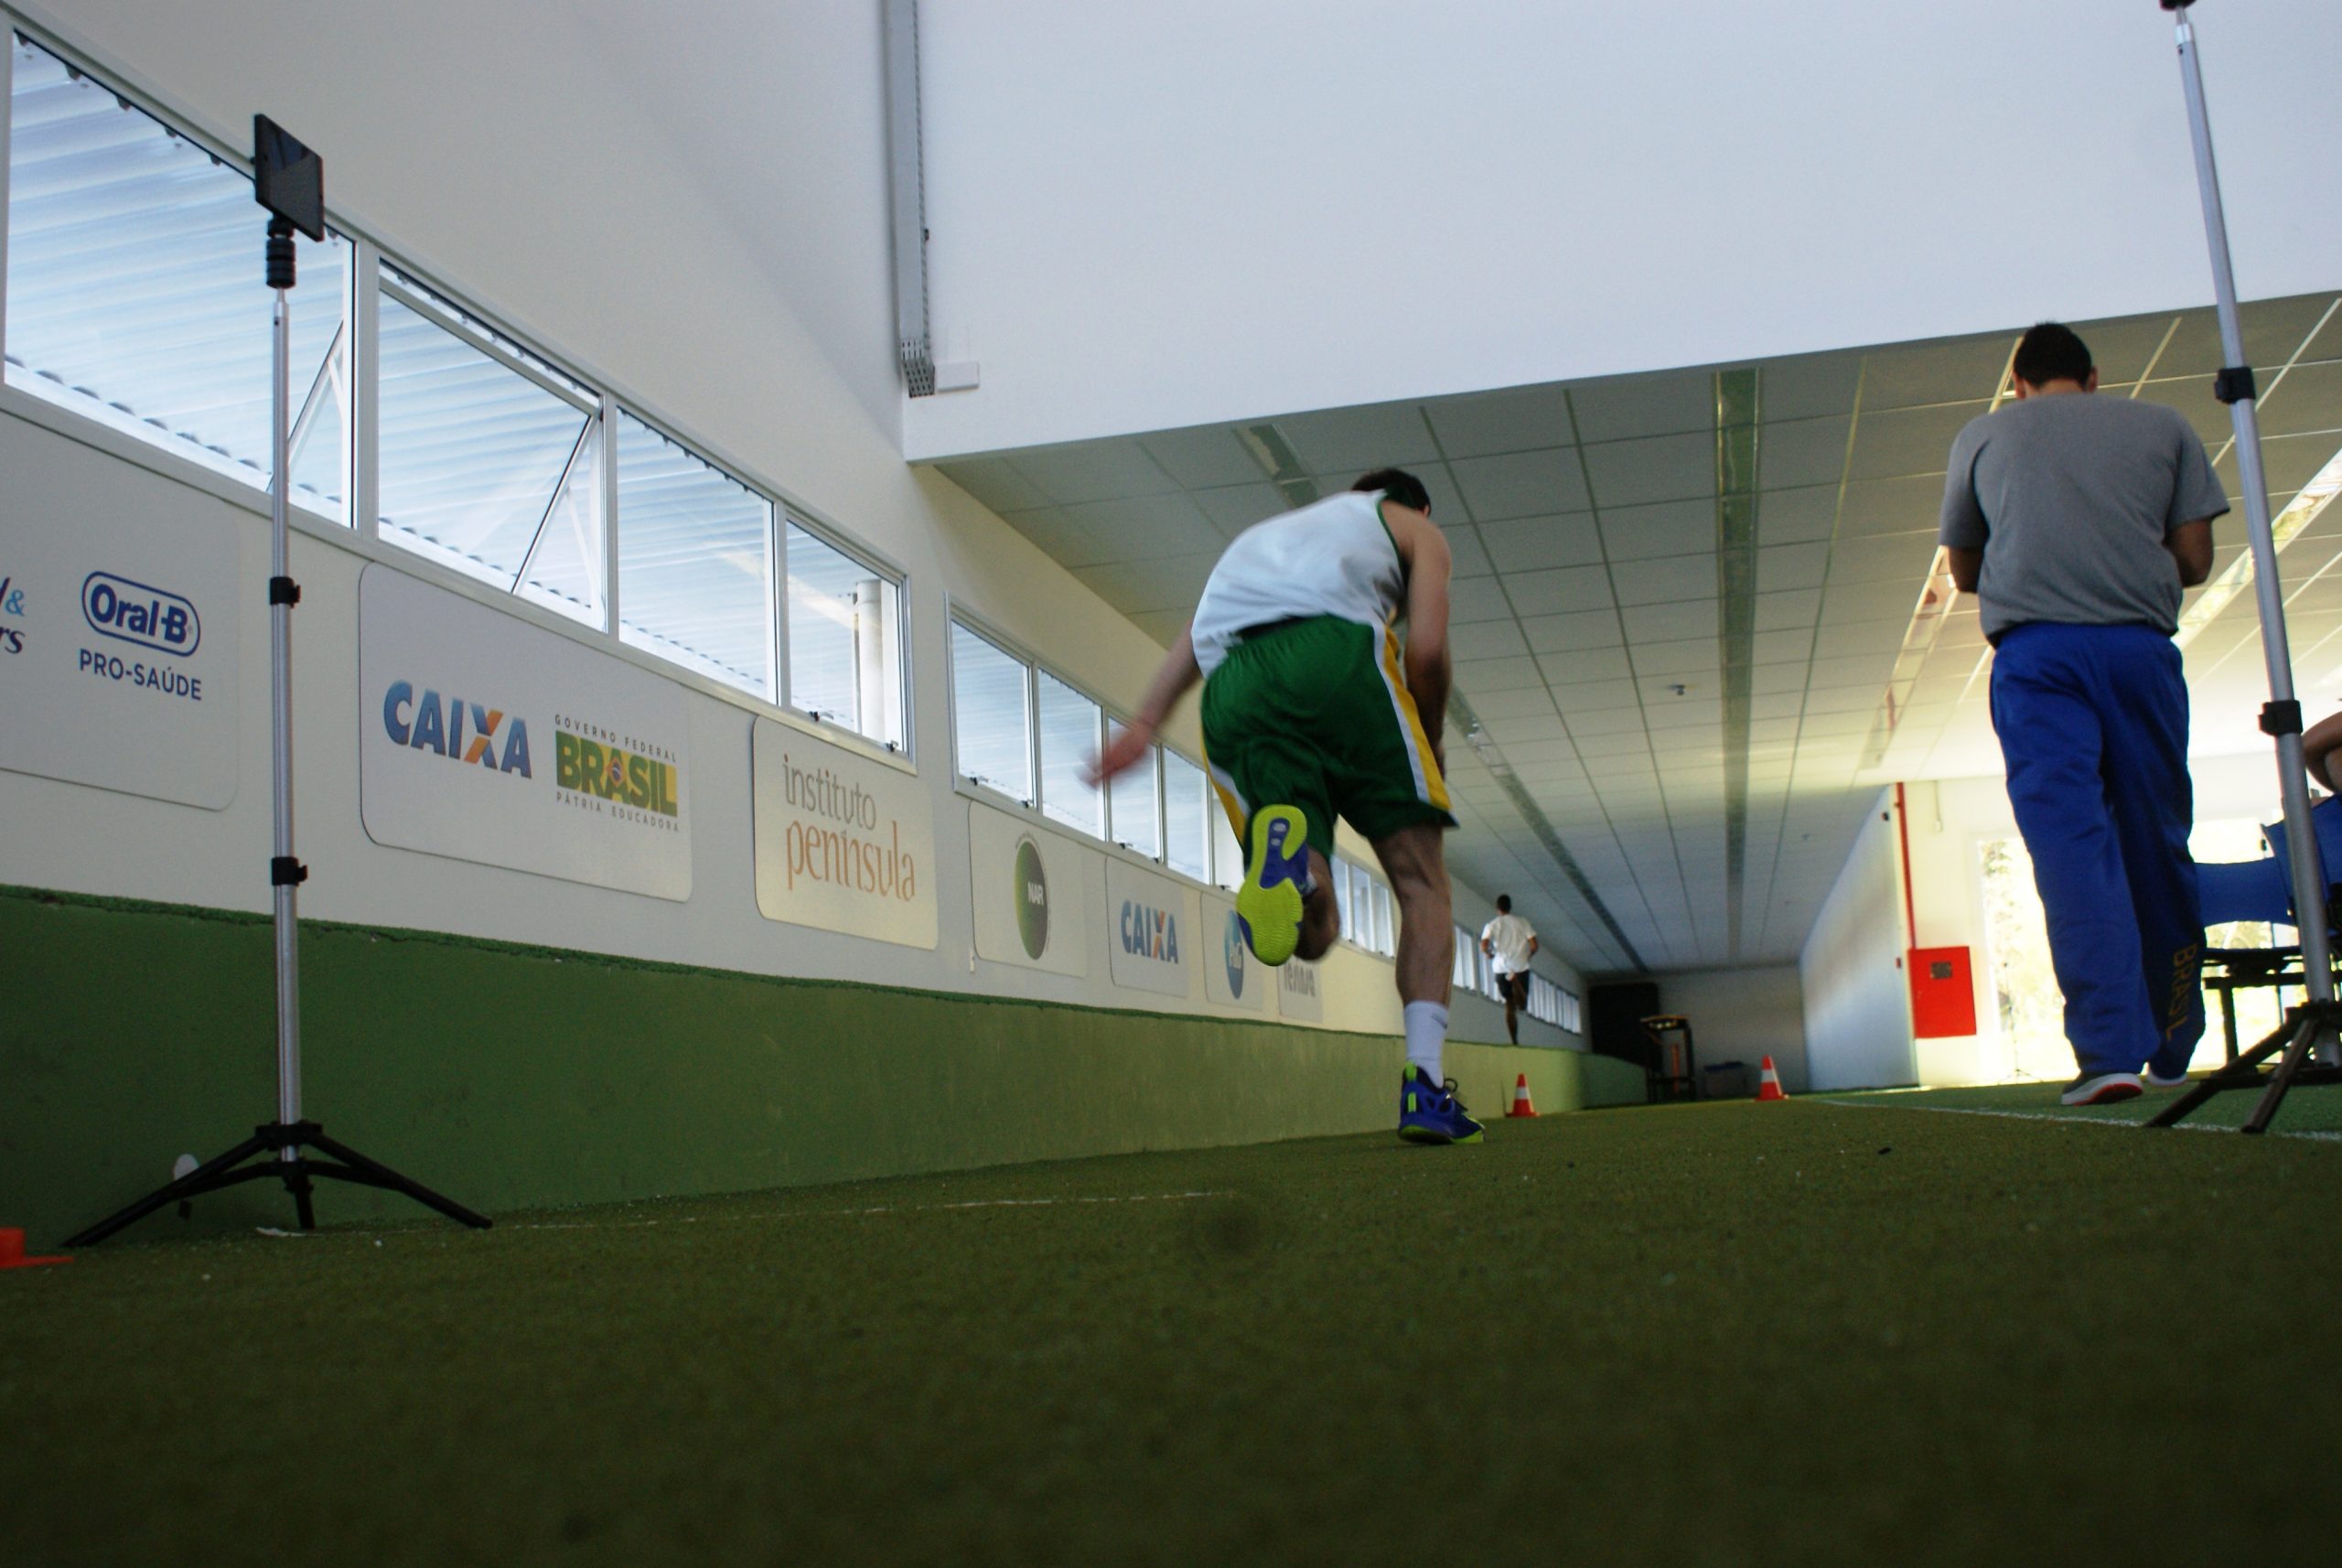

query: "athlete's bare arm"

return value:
[2305, 710, 2342, 793]
[2166, 518, 2215, 588]
[1086, 623, 1199, 785]
[1385, 500, 1452, 767]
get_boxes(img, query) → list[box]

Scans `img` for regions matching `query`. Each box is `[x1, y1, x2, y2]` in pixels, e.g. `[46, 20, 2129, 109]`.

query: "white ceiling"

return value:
[936, 293, 2342, 978]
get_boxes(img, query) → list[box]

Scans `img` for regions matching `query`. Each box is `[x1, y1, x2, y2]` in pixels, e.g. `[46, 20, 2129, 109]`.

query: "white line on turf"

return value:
[505, 1190, 1238, 1233]
[1817, 1098, 2342, 1143]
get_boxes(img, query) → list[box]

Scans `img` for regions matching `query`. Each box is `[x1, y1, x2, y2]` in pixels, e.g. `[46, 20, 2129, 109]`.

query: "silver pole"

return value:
[2168, 4, 2335, 1022]
[270, 281, 304, 1130]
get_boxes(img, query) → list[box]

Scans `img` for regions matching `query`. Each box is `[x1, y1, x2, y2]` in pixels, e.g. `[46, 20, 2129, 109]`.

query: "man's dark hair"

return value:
[1496, 894, 1512, 912]
[1352, 467, 1432, 515]
[2012, 322, 2094, 389]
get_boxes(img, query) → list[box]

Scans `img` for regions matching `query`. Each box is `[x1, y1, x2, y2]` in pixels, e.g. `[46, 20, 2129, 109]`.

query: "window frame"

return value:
[945, 600, 1250, 897]
[0, 17, 920, 773]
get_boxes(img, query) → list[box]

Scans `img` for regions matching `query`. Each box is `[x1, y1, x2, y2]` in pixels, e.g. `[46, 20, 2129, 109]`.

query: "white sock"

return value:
[1403, 1001, 1448, 1081]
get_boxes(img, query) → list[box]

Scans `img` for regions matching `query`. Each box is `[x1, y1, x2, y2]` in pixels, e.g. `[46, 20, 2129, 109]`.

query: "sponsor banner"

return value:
[359, 564, 691, 900]
[968, 800, 1091, 976]
[0, 488, 239, 808]
[1275, 953, 1326, 1022]
[1104, 856, 1196, 999]
[1200, 894, 1266, 1011]
[752, 715, 938, 949]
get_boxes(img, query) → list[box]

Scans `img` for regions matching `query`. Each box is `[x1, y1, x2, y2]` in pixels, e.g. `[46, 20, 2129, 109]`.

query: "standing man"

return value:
[1480, 895, 1539, 1044]
[1089, 468, 1482, 1144]
[1940, 322, 2227, 1105]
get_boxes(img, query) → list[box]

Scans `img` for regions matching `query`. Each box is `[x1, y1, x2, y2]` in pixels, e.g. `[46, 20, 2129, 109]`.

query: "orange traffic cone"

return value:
[1508, 1073, 1538, 1118]
[0, 1228, 70, 1269]
[1756, 1056, 1788, 1102]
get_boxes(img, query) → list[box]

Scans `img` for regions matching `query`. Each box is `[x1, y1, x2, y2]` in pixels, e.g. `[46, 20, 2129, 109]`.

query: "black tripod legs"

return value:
[2146, 1002, 2342, 1134]
[62, 1121, 490, 1246]
[304, 1127, 490, 1230]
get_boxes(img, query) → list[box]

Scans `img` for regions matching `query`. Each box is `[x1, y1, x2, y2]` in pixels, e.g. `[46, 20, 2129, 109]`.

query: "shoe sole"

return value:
[1235, 804, 1308, 967]
[1396, 1125, 1485, 1145]
[2060, 1081, 2144, 1106]
[2145, 1075, 2191, 1090]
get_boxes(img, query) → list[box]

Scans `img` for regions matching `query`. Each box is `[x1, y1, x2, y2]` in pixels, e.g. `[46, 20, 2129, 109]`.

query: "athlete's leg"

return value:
[1502, 973, 1522, 1044]
[1296, 847, 1338, 961]
[1374, 822, 1479, 1143]
[1372, 821, 1453, 1067]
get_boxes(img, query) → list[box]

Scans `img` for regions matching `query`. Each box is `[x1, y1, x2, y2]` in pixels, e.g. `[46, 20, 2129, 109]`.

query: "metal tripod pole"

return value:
[61, 123, 489, 1245]
[268, 233, 305, 1144]
[2166, 3, 2336, 1036]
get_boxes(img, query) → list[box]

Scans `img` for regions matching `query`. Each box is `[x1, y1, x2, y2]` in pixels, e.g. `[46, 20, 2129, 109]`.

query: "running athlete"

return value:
[1088, 468, 1481, 1144]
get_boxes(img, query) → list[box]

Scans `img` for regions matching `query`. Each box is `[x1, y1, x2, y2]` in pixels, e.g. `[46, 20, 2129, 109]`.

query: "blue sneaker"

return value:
[1397, 1066, 1485, 1144]
[1235, 804, 1311, 967]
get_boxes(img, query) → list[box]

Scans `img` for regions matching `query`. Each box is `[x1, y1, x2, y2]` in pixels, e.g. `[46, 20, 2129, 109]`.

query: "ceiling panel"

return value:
[1424, 385, 1573, 458]
[931, 292, 2342, 978]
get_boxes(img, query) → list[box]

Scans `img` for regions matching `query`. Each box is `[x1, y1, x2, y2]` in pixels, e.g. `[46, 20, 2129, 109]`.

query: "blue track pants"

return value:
[1990, 622, 2203, 1078]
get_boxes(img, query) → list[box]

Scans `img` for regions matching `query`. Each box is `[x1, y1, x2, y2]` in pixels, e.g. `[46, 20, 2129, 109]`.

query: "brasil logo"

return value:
[555, 728, 680, 815]
[1223, 910, 1246, 998]
[1014, 836, 1048, 959]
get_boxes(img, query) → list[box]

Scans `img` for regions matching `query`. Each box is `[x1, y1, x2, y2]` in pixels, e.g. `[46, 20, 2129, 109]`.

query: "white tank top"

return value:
[1190, 491, 1404, 677]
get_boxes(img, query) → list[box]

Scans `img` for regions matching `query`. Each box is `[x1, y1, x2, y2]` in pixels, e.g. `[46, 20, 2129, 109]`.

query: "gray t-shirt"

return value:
[1939, 393, 2229, 640]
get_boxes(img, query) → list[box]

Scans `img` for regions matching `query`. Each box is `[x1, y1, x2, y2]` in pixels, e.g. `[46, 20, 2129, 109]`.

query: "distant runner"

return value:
[1480, 895, 1539, 1045]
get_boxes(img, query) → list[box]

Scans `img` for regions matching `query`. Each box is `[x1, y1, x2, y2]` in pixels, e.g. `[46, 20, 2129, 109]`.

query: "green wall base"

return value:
[0, 885, 1644, 1244]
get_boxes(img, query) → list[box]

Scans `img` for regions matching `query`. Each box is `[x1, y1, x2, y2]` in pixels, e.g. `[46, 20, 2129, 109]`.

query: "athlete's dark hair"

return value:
[1352, 467, 1433, 515]
[1496, 894, 1512, 912]
[2012, 322, 2094, 390]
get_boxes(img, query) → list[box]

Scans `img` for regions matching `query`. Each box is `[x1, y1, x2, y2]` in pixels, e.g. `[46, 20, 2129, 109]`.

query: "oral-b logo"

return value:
[1121, 900, 1180, 963]
[82, 573, 200, 657]
[381, 681, 533, 777]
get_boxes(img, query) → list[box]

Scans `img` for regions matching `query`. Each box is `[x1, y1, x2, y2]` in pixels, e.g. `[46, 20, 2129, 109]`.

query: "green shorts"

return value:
[1199, 616, 1456, 848]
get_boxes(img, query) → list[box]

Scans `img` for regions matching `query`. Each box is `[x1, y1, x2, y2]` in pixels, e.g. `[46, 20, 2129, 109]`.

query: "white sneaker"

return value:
[2060, 1071, 2144, 1106]
[2144, 1068, 2192, 1090]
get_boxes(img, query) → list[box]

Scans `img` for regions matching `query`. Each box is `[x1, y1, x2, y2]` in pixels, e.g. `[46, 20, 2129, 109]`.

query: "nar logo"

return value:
[381, 681, 533, 776]
[1120, 899, 1181, 963]
[82, 572, 199, 657]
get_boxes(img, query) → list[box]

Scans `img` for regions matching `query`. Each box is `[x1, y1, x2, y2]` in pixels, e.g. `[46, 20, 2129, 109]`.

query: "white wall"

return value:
[0, 3, 1583, 1047]
[1655, 966, 1808, 1095]
[907, 0, 2342, 457]
[1799, 789, 1917, 1090]
[1896, 755, 2292, 1085]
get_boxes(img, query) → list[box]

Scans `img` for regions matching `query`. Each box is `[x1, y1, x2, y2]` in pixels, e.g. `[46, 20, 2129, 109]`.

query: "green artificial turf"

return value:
[4, 1099, 2337, 1567]
[1825, 1077, 2342, 1135]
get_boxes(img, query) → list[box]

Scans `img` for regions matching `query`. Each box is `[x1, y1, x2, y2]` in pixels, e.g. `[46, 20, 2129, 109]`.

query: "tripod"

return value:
[2145, 3, 2342, 1134]
[65, 119, 488, 1245]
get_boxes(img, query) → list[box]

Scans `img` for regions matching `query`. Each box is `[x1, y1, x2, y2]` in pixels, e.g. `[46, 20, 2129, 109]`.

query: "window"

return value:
[952, 622, 1031, 802]
[786, 521, 902, 749]
[1037, 671, 1102, 836]
[376, 278, 602, 626]
[7, 31, 929, 757]
[1164, 750, 1210, 882]
[614, 413, 774, 696]
[5, 36, 349, 516]
[1370, 879, 1393, 958]
[1108, 739, 1161, 859]
[1211, 805, 1241, 893]
[1452, 925, 1476, 988]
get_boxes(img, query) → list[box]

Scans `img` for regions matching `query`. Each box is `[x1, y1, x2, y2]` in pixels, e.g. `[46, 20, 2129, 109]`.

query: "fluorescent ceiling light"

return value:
[2174, 442, 2342, 650]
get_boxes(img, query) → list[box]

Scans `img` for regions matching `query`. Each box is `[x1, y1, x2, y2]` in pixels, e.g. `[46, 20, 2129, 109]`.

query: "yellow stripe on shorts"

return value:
[1376, 625, 1450, 812]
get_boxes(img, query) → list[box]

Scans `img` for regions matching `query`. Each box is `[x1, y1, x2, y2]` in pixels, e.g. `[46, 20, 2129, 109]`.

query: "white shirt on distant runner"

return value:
[1482, 913, 1536, 976]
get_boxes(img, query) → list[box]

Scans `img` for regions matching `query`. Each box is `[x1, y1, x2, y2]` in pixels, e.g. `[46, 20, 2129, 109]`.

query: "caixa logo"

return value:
[82, 572, 200, 657]
[381, 682, 533, 776]
[1120, 899, 1181, 963]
